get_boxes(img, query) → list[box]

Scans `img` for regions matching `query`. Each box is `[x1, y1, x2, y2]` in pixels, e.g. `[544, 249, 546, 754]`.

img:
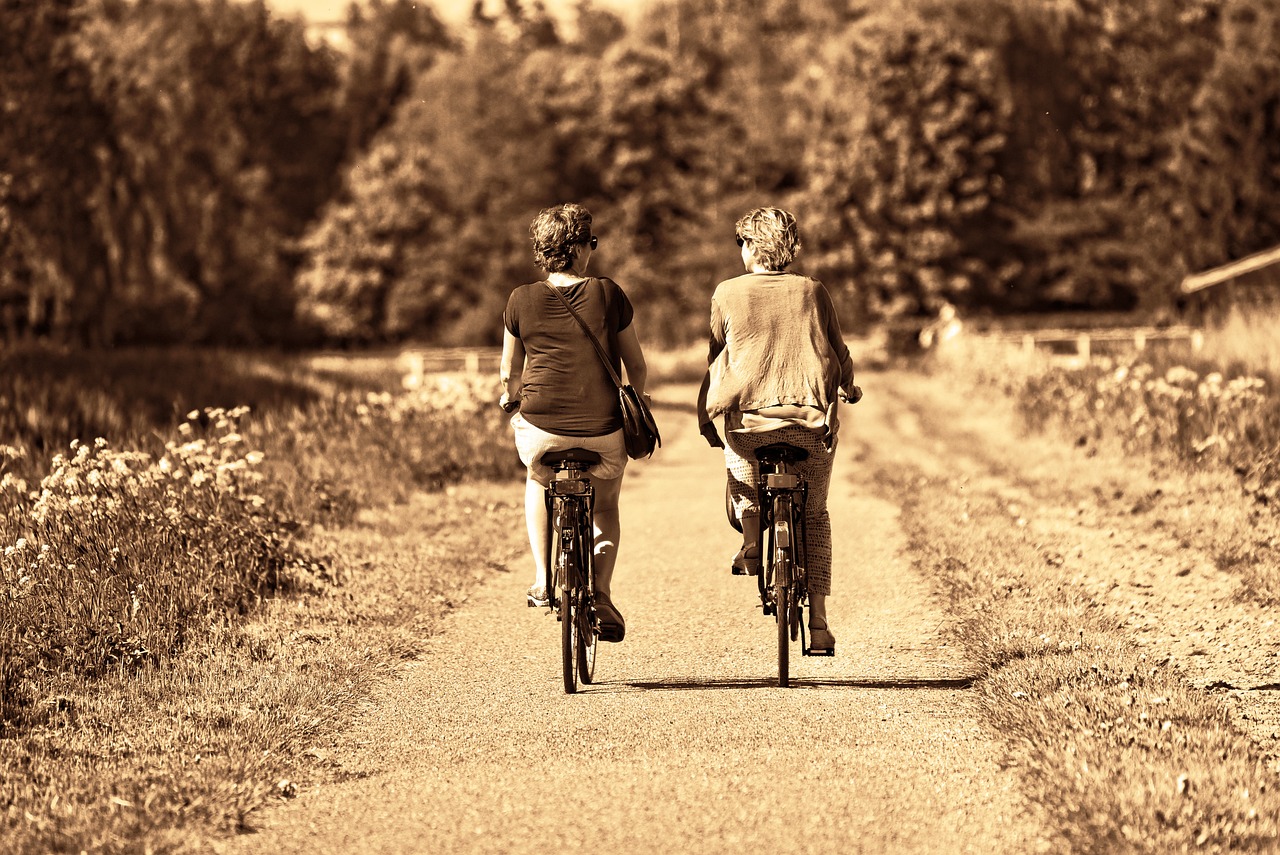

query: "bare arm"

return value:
[499, 328, 525, 409]
[616, 322, 648, 395]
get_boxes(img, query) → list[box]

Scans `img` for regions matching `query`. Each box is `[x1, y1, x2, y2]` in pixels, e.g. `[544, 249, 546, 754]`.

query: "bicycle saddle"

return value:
[753, 442, 809, 464]
[540, 448, 602, 467]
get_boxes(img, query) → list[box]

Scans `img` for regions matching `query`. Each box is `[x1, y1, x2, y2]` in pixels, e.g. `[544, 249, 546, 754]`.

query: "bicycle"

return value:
[540, 448, 602, 694]
[752, 442, 833, 688]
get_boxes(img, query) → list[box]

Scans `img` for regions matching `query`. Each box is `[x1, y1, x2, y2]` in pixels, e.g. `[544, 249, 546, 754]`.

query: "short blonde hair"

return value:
[530, 203, 592, 273]
[735, 207, 801, 271]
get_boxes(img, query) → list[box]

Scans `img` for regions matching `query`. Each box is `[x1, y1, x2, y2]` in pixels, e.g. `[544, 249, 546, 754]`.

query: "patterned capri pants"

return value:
[724, 425, 836, 596]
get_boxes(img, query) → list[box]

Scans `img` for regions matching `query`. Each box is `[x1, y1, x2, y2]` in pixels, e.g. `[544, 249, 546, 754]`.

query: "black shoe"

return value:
[594, 592, 625, 642]
[731, 545, 760, 576]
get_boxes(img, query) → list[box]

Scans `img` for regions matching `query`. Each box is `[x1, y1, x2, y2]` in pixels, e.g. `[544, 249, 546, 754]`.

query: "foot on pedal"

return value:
[807, 626, 836, 656]
[731, 545, 760, 576]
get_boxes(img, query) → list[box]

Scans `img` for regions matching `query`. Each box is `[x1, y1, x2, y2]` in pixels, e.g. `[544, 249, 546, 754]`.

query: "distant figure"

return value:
[696, 207, 861, 653]
[499, 203, 650, 642]
[919, 301, 963, 350]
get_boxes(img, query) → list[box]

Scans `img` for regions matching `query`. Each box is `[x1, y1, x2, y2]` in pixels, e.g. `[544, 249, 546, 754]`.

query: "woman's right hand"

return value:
[842, 386, 863, 405]
[499, 392, 520, 413]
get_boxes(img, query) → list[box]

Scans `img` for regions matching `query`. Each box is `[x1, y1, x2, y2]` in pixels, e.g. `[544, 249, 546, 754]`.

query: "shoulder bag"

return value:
[544, 281, 661, 459]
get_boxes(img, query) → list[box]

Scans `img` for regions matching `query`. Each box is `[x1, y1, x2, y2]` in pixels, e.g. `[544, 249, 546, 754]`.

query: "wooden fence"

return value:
[974, 325, 1203, 363]
[400, 347, 502, 385]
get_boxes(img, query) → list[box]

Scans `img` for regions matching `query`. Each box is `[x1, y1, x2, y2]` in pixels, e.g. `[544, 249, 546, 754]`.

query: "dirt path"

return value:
[215, 387, 1049, 854]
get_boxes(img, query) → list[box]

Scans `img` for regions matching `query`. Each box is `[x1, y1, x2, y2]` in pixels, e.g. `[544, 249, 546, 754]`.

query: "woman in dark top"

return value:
[500, 203, 649, 641]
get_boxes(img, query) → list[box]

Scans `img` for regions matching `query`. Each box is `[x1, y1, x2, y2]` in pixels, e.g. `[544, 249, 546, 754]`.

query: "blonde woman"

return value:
[500, 203, 649, 642]
[697, 206, 860, 653]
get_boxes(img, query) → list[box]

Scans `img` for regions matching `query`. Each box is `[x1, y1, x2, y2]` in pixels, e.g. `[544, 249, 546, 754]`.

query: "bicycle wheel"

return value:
[576, 524, 597, 684]
[773, 496, 793, 687]
[559, 533, 578, 694]
[776, 546, 791, 687]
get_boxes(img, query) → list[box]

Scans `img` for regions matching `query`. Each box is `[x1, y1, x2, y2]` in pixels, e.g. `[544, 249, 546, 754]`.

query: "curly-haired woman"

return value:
[500, 203, 649, 642]
[697, 206, 861, 653]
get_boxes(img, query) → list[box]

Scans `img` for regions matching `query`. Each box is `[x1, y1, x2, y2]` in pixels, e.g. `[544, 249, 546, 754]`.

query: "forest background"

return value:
[4, 0, 1280, 349]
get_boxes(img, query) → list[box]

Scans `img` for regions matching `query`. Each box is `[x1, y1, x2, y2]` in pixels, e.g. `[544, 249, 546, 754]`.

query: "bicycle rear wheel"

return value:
[773, 495, 794, 687]
[576, 597, 597, 683]
[558, 537, 578, 694]
[576, 526, 597, 684]
[776, 549, 790, 687]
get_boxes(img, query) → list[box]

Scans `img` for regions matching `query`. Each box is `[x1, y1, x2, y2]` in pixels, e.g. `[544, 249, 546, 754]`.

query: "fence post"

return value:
[465, 351, 480, 374]
[1077, 333, 1091, 362]
[1134, 330, 1146, 351]
[1022, 333, 1035, 357]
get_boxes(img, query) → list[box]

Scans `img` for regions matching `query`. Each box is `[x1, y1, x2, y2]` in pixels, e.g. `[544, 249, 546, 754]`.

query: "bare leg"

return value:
[524, 476, 548, 591]
[590, 474, 624, 596]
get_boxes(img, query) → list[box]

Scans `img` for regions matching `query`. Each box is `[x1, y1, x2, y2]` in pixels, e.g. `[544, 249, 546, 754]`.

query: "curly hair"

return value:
[735, 207, 801, 271]
[529, 203, 593, 273]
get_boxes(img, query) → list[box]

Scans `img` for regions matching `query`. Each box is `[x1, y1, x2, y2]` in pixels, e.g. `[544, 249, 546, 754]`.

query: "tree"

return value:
[75, 0, 348, 343]
[0, 0, 112, 342]
[1163, 0, 1280, 298]
[796, 0, 1018, 321]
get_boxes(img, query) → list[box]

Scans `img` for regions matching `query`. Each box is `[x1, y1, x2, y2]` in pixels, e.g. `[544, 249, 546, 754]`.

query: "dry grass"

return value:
[935, 314, 1280, 605]
[871, 447, 1280, 852]
[0, 346, 523, 852]
[1200, 305, 1280, 384]
[1, 483, 525, 854]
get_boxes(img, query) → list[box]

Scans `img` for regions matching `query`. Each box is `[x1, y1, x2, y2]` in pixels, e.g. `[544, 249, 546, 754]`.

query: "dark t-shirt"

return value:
[504, 277, 634, 437]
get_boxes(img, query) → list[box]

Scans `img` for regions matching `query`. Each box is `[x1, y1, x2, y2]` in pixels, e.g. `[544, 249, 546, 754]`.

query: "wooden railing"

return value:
[400, 347, 501, 384]
[976, 325, 1203, 362]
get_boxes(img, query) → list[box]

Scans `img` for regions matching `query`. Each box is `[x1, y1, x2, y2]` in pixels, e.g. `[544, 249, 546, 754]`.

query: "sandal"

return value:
[526, 584, 549, 608]
[594, 592, 626, 642]
[731, 545, 760, 576]
[808, 626, 836, 654]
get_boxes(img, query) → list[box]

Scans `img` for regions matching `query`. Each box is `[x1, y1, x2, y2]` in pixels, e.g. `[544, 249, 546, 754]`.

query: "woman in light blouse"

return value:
[697, 207, 860, 653]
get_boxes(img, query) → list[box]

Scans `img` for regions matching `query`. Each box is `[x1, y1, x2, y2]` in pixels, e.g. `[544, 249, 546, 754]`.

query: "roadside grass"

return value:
[0, 346, 524, 853]
[868, 439, 1280, 852]
[1199, 304, 1280, 384]
[931, 333, 1280, 606]
[2, 483, 525, 854]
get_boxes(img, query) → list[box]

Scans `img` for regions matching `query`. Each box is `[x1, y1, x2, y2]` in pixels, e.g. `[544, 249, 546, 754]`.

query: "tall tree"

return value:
[0, 0, 112, 342]
[797, 0, 1017, 320]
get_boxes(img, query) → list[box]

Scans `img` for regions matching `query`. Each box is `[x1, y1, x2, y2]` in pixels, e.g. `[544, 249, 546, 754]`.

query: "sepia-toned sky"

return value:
[266, 0, 641, 24]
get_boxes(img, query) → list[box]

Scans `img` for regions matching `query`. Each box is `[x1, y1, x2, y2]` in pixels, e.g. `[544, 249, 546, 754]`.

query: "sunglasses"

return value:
[736, 236, 751, 247]
[588, 235, 598, 250]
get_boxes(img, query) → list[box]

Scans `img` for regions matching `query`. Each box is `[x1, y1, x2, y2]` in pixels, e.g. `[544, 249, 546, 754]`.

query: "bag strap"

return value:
[544, 280, 624, 389]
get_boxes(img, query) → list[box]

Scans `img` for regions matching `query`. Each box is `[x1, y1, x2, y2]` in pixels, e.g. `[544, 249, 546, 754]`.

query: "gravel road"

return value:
[216, 390, 1049, 854]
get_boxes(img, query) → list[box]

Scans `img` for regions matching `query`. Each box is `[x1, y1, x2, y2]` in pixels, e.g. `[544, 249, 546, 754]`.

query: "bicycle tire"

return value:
[776, 546, 790, 688]
[559, 529, 577, 694]
[576, 518, 597, 683]
[774, 495, 792, 687]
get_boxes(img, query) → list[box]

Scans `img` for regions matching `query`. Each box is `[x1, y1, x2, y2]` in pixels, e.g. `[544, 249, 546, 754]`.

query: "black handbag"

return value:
[544, 281, 661, 459]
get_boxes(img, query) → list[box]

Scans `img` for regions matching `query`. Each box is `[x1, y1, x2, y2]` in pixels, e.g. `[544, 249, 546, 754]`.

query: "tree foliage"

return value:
[4, 0, 1280, 346]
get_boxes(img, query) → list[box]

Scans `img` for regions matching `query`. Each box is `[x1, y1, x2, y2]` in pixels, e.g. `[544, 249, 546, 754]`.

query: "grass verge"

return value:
[1, 346, 524, 852]
[862, 369, 1280, 852]
[2, 483, 525, 853]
